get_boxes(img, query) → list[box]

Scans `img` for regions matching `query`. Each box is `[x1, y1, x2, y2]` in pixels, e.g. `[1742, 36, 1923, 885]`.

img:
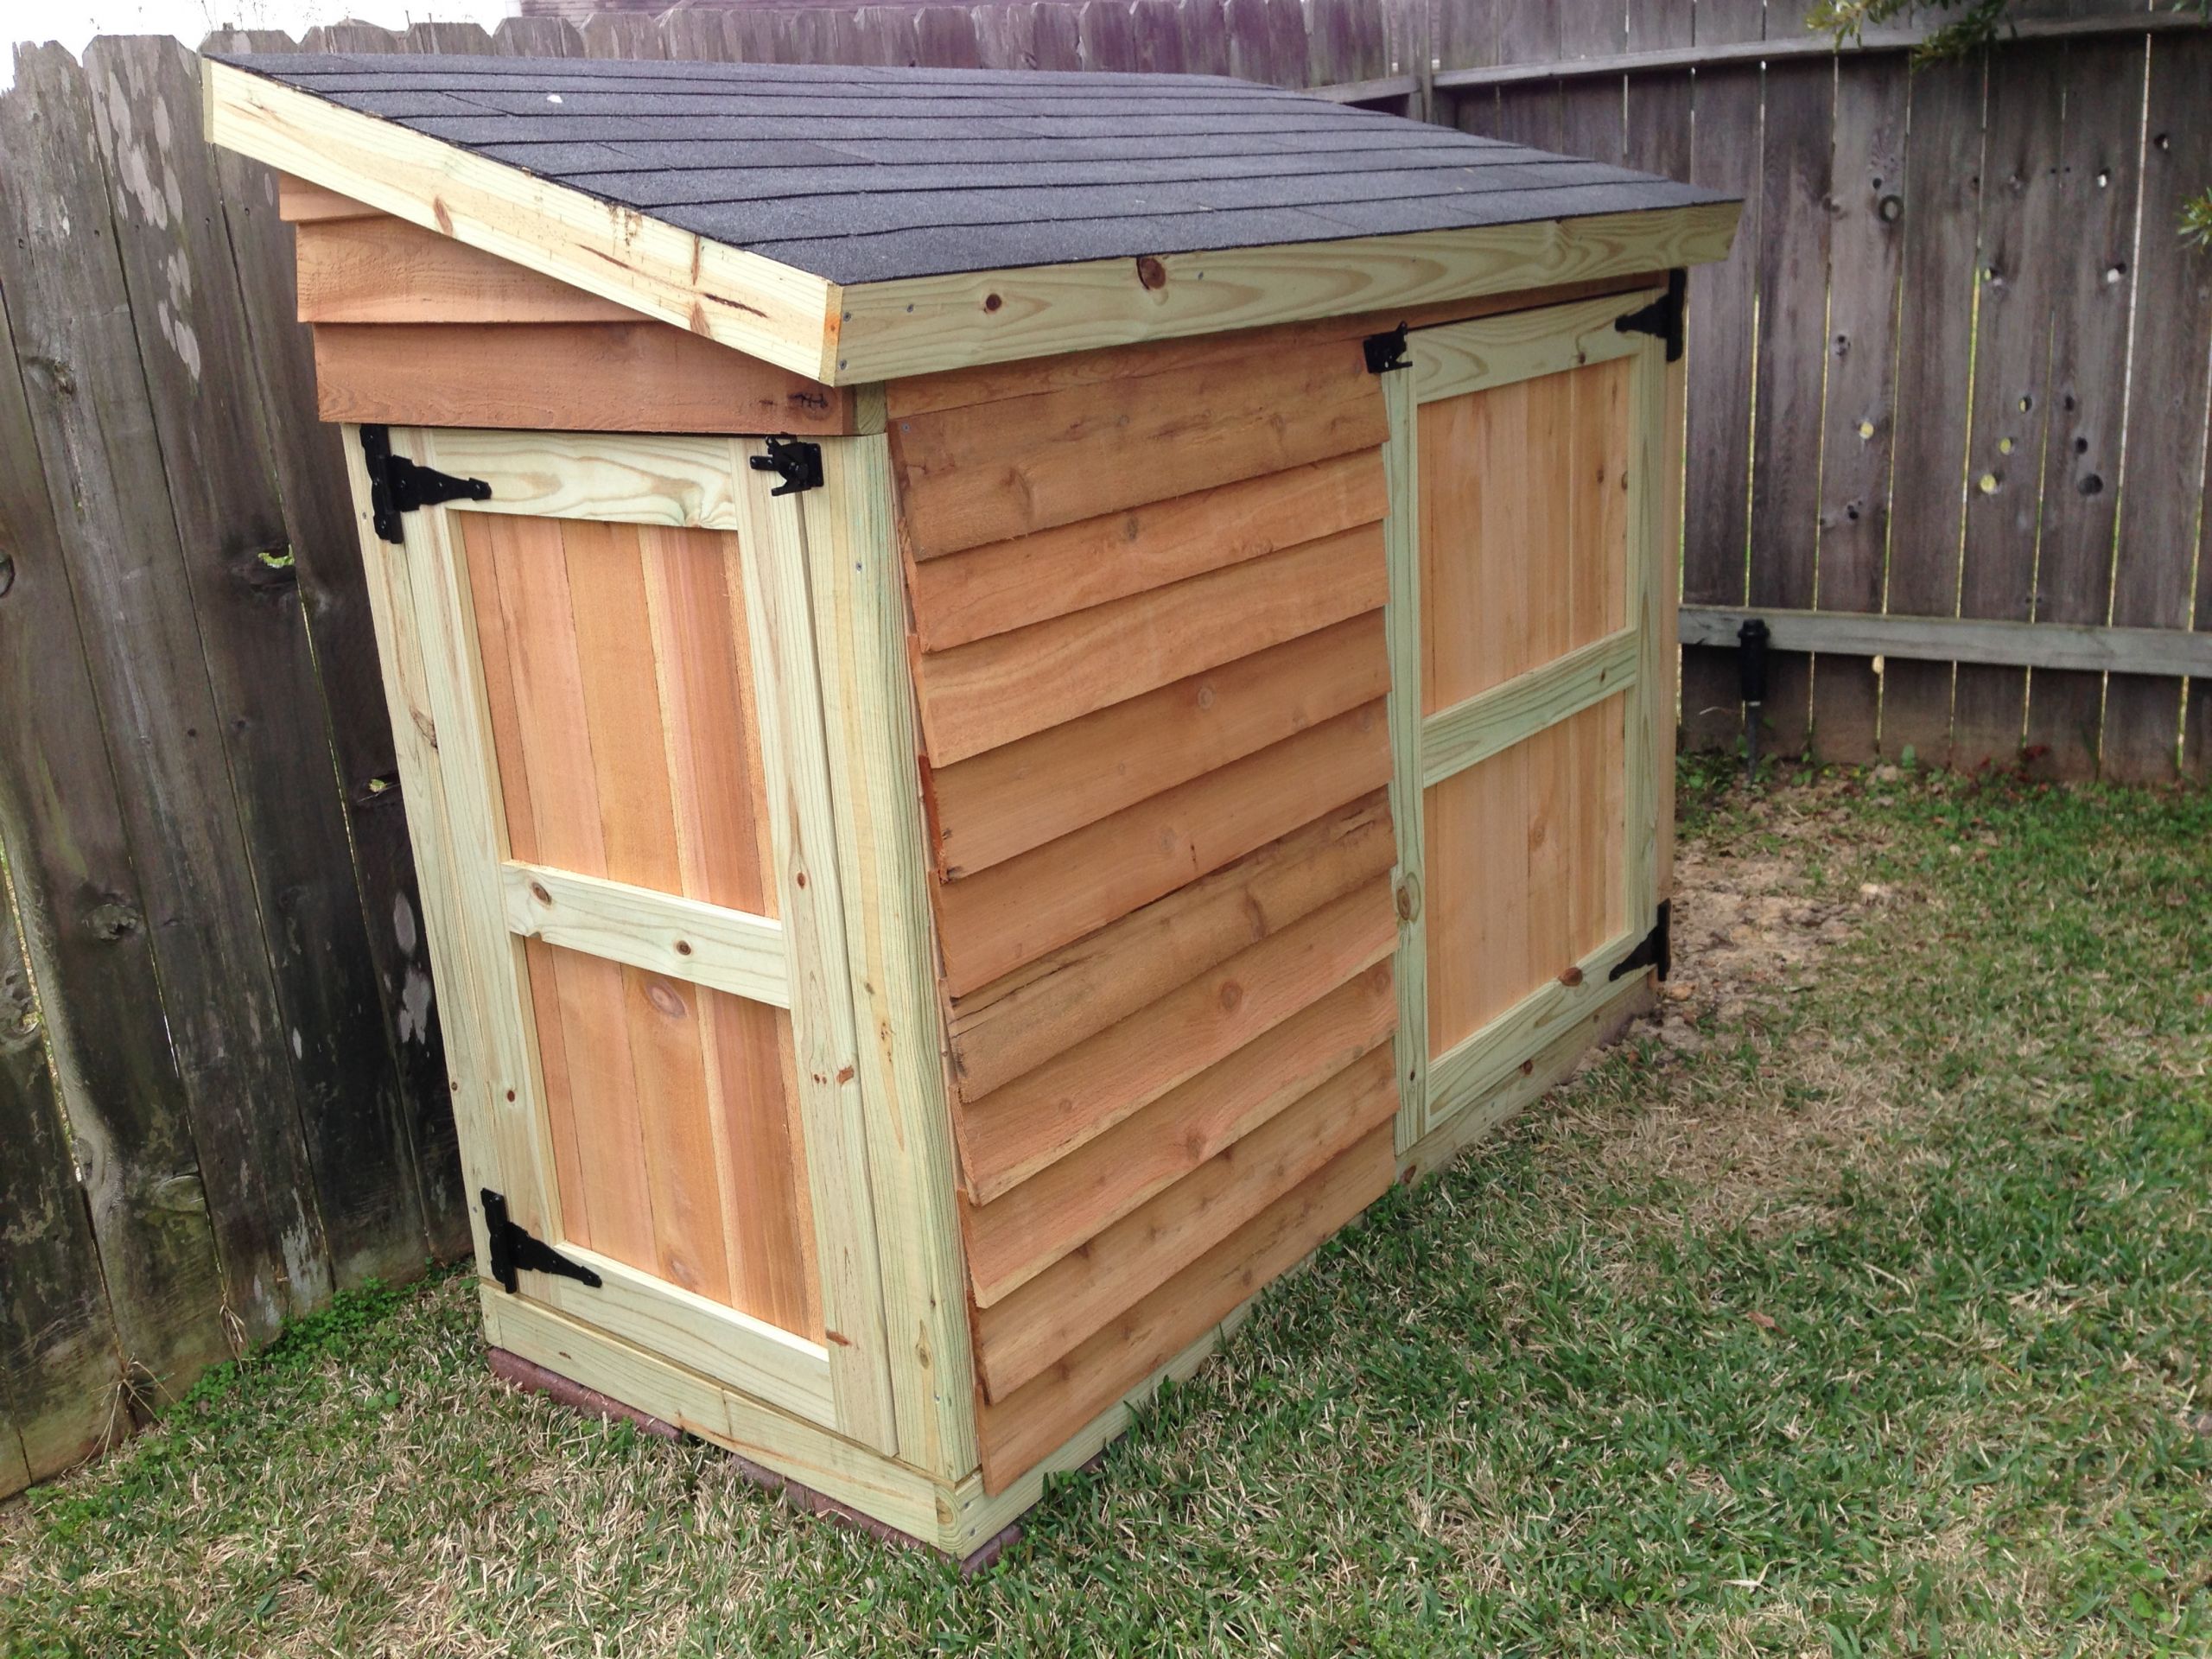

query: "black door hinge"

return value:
[1610, 899, 1673, 982]
[1615, 269, 1688, 363]
[360, 424, 492, 543]
[750, 436, 823, 496]
[1363, 321, 1411, 374]
[482, 1188, 601, 1294]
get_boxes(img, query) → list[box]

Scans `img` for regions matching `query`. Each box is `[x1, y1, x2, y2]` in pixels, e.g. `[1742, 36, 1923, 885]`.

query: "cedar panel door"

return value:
[1382, 290, 1670, 1145]
[344, 427, 898, 1452]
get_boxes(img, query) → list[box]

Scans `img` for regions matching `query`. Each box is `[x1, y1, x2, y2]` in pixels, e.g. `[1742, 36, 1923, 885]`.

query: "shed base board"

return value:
[472, 975, 1655, 1557]
[488, 1344, 1021, 1574]
[487, 1346, 684, 1442]
[486, 1344, 1023, 1573]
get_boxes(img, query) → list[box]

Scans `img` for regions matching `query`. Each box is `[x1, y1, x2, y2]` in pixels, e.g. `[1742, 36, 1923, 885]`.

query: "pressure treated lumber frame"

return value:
[474, 965, 1658, 1557]
[325, 365, 1687, 1550]
[335, 424, 990, 1466]
[201, 59, 1740, 386]
[222, 38, 1738, 1539]
[1384, 289, 1670, 1148]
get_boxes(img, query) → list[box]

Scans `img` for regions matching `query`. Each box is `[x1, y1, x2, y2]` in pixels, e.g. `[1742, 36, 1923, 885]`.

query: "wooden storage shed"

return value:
[204, 51, 1738, 1556]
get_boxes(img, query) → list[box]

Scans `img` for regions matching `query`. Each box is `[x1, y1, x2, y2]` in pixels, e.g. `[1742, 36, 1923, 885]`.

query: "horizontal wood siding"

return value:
[927, 614, 1389, 879]
[294, 213, 636, 324]
[890, 334, 1401, 1492]
[311, 322, 867, 435]
[973, 1041, 1397, 1400]
[892, 338, 1390, 558]
[973, 1123, 1395, 1491]
[907, 454, 1387, 654]
[946, 792, 1396, 1099]
[286, 183, 872, 436]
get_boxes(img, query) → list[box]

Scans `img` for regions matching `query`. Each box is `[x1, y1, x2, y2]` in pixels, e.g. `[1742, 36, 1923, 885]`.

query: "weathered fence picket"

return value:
[3, 0, 2207, 1499]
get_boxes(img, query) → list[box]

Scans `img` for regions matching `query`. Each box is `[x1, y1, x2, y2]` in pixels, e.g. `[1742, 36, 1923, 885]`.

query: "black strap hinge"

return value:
[482, 1188, 601, 1294]
[1610, 899, 1673, 982]
[1363, 321, 1411, 375]
[360, 423, 492, 543]
[750, 436, 823, 497]
[1615, 269, 1688, 363]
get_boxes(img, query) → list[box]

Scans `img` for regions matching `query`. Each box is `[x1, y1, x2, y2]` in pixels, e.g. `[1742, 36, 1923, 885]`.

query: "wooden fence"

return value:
[3, 0, 2207, 1499]
[1421, 0, 2212, 779]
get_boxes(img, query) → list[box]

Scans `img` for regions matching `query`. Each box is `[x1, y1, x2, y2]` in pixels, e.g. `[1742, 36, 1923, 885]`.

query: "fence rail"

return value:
[3, 0, 2208, 1498]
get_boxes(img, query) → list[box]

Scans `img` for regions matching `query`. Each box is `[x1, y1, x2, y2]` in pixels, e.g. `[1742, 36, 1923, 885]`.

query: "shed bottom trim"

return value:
[472, 974, 1656, 1552]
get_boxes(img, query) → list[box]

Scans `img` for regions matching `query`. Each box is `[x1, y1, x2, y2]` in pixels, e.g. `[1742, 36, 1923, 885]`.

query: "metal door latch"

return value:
[750, 436, 824, 496]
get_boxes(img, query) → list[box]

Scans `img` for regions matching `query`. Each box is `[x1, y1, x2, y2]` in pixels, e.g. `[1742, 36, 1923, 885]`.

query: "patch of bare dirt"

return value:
[1559, 785, 1936, 1239]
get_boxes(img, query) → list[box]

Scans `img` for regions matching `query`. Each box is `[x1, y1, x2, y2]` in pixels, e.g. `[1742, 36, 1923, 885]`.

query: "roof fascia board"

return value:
[201, 59, 843, 382]
[829, 200, 1741, 385]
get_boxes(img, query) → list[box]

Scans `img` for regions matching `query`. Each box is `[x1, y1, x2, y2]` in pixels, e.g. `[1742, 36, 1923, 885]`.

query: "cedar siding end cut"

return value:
[313, 324, 869, 436]
[202, 60, 843, 380]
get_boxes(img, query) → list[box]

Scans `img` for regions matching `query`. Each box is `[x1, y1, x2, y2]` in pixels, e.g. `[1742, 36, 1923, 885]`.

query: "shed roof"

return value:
[210, 54, 1726, 286]
[202, 52, 1741, 384]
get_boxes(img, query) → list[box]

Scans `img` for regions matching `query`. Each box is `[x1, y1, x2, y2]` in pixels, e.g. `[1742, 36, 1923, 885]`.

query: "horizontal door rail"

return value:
[1425, 925, 1643, 1128]
[1679, 606, 2212, 681]
[429, 428, 749, 531]
[1426, 13, 2209, 93]
[501, 861, 790, 1008]
[524, 1242, 836, 1427]
[1422, 628, 1638, 789]
[1409, 287, 1659, 406]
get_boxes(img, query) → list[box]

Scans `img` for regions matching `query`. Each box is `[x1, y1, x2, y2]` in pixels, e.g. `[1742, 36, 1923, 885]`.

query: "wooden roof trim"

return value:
[202, 59, 845, 381]
[204, 57, 1740, 388]
[830, 200, 1740, 383]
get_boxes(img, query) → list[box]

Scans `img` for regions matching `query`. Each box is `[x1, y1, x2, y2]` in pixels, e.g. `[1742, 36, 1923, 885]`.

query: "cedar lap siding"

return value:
[203, 51, 1738, 1553]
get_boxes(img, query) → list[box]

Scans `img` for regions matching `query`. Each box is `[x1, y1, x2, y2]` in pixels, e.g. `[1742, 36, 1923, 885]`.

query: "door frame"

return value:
[341, 424, 899, 1452]
[1383, 288, 1672, 1150]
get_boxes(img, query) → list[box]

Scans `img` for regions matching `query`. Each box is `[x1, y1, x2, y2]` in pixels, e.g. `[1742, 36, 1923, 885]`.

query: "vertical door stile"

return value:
[339, 424, 501, 1275]
[398, 427, 569, 1265]
[1627, 335, 1668, 939]
[795, 432, 981, 1482]
[1382, 372, 1429, 1152]
[730, 439, 899, 1455]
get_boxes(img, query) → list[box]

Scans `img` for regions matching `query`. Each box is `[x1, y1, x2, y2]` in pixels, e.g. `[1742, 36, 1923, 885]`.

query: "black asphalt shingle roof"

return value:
[213, 53, 1729, 287]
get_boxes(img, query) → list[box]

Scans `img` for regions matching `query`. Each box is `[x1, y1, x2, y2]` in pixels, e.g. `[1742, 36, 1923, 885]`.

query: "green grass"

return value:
[4, 764, 2209, 1657]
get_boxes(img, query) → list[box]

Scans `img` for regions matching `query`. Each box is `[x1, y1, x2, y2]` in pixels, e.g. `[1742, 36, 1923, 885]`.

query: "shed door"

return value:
[1384, 290, 1669, 1144]
[349, 428, 897, 1453]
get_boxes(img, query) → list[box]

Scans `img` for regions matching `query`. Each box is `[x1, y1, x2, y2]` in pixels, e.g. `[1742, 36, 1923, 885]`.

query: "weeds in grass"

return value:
[3, 764, 2207, 1657]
